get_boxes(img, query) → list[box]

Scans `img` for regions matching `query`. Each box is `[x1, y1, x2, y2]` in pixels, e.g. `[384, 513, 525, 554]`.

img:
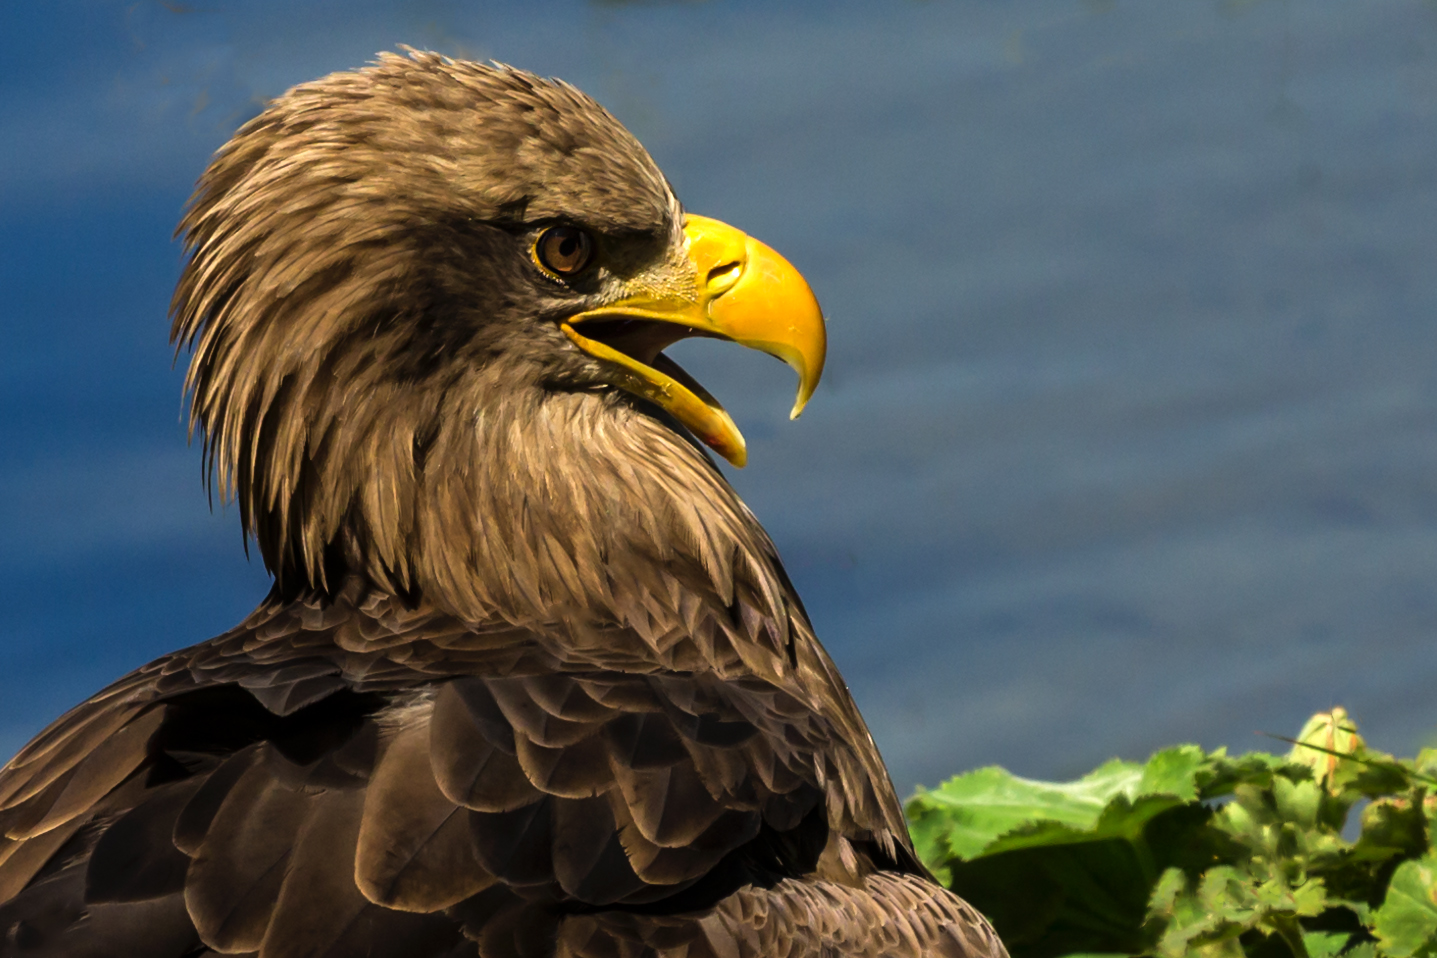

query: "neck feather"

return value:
[415, 390, 790, 631]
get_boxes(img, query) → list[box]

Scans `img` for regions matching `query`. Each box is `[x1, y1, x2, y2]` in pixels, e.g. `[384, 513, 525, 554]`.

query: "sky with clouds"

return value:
[3, 0, 1437, 795]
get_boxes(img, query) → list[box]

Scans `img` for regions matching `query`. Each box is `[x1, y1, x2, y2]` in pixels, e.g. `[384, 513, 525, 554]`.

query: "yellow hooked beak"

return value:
[561, 215, 826, 468]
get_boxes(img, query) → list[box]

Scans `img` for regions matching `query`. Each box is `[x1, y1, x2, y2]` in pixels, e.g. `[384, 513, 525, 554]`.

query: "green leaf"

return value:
[1249, 873, 1328, 918]
[980, 794, 1190, 857]
[1146, 866, 1258, 958]
[907, 761, 1143, 861]
[907, 748, 1212, 864]
[1273, 775, 1323, 830]
[1141, 746, 1209, 802]
[1149, 866, 1188, 914]
[1374, 855, 1437, 958]
[947, 838, 1156, 957]
[1145, 861, 1332, 958]
[1301, 930, 1351, 958]
[1195, 750, 1284, 800]
[1196, 866, 1262, 926]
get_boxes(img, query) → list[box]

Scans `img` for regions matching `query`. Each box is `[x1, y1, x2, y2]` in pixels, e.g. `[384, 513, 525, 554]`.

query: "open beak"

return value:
[561, 214, 826, 468]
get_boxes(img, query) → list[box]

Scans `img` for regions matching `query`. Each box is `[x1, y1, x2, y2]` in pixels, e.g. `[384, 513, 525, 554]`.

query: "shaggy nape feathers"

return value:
[172, 53, 721, 624]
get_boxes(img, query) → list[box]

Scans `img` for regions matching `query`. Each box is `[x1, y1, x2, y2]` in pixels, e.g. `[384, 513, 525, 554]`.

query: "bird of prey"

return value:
[0, 52, 1006, 958]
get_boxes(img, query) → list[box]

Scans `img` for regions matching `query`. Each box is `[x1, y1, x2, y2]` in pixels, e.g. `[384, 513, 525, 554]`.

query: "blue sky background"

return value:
[3, 0, 1437, 795]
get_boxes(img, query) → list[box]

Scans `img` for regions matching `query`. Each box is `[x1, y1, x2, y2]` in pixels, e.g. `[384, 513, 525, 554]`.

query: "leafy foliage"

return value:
[907, 709, 1437, 958]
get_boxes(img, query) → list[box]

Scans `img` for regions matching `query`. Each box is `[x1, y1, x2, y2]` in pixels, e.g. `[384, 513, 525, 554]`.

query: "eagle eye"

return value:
[535, 226, 594, 277]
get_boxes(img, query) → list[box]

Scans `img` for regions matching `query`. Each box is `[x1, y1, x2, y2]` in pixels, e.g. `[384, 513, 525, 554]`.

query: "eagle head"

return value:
[169, 51, 826, 621]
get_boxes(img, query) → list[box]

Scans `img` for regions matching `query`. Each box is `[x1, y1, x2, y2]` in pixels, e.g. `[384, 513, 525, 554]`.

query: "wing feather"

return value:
[550, 793, 647, 904]
[0, 703, 143, 806]
[0, 582, 954, 955]
[256, 787, 370, 958]
[430, 681, 545, 812]
[489, 677, 609, 748]
[173, 747, 262, 856]
[610, 760, 728, 848]
[3, 707, 164, 841]
[184, 747, 312, 951]
[514, 731, 612, 798]
[86, 776, 204, 903]
[467, 795, 556, 888]
[0, 817, 90, 904]
[356, 719, 494, 911]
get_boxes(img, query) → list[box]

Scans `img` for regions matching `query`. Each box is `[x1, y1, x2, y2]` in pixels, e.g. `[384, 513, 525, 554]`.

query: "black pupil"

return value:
[545, 228, 587, 273]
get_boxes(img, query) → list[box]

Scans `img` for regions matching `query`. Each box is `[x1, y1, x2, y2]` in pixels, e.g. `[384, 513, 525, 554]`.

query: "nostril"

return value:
[706, 261, 742, 292]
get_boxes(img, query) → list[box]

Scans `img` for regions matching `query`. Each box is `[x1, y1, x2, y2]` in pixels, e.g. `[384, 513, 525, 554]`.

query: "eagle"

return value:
[0, 52, 1006, 958]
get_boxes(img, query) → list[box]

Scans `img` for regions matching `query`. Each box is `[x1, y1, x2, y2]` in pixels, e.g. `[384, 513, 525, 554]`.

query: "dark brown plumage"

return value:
[0, 52, 1007, 958]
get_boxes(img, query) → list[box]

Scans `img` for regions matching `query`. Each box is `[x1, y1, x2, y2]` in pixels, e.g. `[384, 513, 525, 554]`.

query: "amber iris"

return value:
[535, 226, 594, 276]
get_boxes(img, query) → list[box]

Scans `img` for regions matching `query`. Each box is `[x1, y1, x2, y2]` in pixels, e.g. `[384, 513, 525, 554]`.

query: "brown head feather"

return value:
[170, 51, 783, 635]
